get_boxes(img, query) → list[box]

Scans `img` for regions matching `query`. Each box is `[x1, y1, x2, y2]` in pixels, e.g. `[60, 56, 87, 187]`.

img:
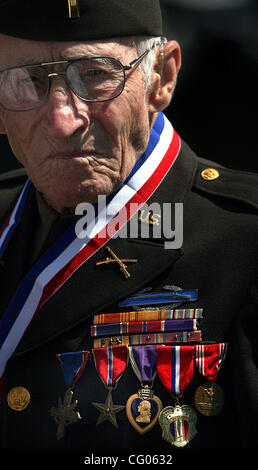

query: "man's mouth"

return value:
[48, 149, 102, 159]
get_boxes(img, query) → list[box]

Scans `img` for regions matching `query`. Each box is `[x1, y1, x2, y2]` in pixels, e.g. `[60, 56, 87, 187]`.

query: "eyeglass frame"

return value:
[0, 38, 165, 112]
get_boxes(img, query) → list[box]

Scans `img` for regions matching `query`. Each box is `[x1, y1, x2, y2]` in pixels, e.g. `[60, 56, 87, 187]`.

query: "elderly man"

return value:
[0, 0, 257, 452]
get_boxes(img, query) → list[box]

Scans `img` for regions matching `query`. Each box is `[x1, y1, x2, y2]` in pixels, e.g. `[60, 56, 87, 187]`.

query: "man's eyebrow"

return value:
[0, 50, 120, 69]
[60, 47, 120, 61]
[61, 51, 106, 60]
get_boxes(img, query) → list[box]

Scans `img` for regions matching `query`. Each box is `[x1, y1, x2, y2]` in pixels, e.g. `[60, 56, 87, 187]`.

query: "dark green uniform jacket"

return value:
[0, 139, 257, 451]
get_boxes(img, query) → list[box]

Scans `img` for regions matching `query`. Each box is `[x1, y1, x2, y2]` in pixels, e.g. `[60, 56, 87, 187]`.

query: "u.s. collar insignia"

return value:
[159, 404, 197, 448]
[126, 387, 162, 435]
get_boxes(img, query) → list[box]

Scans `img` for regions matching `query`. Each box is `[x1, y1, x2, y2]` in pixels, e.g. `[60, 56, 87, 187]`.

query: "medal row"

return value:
[50, 343, 228, 447]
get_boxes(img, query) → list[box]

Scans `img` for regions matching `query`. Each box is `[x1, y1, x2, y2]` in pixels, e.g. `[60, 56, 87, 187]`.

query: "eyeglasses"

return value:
[0, 44, 160, 112]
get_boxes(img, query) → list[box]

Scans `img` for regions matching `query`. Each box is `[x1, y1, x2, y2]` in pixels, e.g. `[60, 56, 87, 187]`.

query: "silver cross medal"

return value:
[49, 388, 81, 440]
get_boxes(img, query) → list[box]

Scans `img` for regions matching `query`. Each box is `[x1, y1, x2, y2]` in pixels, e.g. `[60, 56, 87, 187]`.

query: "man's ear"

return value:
[148, 40, 181, 113]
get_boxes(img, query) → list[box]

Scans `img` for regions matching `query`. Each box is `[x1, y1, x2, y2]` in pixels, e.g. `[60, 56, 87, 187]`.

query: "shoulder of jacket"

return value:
[0, 168, 28, 219]
[0, 167, 27, 188]
[192, 155, 258, 211]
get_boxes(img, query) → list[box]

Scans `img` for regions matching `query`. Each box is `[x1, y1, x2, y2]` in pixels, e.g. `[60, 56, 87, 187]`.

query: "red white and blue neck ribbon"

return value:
[57, 351, 89, 388]
[129, 345, 158, 386]
[156, 345, 195, 396]
[195, 343, 228, 381]
[0, 112, 181, 381]
[92, 345, 128, 388]
[0, 179, 31, 254]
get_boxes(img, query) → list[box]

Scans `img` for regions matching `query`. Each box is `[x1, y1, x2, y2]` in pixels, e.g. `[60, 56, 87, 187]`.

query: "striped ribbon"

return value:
[93, 330, 202, 347]
[195, 343, 228, 380]
[91, 319, 197, 337]
[157, 345, 195, 396]
[92, 345, 128, 387]
[93, 308, 203, 325]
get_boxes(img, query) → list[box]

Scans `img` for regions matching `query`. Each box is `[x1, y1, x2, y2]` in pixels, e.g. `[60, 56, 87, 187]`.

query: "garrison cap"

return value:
[0, 0, 163, 41]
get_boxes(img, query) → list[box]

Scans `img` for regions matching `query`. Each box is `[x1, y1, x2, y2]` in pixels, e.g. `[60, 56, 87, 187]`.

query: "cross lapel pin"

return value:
[96, 246, 138, 279]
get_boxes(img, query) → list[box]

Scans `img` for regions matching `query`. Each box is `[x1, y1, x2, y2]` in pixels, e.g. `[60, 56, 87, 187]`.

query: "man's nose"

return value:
[43, 77, 89, 139]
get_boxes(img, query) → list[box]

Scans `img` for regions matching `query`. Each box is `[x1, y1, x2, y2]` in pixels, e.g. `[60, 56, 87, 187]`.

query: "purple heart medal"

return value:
[126, 345, 163, 434]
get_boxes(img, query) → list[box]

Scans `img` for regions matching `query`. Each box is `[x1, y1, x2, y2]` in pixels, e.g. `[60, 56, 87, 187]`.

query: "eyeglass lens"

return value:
[0, 57, 126, 111]
[0, 66, 49, 111]
[67, 57, 125, 102]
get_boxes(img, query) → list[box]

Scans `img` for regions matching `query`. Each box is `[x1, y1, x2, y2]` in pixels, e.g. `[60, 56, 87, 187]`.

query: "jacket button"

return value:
[7, 386, 31, 411]
[201, 168, 220, 181]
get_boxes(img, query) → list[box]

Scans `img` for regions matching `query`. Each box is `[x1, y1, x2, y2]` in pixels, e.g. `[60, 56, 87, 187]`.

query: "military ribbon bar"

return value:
[57, 351, 89, 388]
[92, 345, 128, 387]
[156, 345, 195, 396]
[93, 330, 202, 348]
[91, 319, 197, 337]
[93, 309, 203, 325]
[195, 343, 228, 381]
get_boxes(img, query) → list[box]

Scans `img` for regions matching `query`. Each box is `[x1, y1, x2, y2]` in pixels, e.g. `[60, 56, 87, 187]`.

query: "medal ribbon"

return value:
[195, 343, 228, 381]
[57, 350, 89, 388]
[129, 345, 157, 386]
[94, 308, 203, 325]
[0, 112, 181, 380]
[91, 319, 197, 337]
[157, 345, 195, 396]
[92, 345, 128, 387]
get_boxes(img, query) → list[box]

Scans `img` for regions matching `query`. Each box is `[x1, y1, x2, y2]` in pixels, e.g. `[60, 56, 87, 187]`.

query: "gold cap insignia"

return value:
[68, 0, 80, 18]
[201, 168, 220, 181]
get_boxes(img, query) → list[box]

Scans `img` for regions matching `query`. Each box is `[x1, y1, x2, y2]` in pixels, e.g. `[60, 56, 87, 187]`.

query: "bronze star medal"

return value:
[92, 387, 125, 428]
[91, 347, 128, 427]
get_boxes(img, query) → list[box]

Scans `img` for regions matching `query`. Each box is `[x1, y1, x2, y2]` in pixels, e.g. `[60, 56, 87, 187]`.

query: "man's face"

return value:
[0, 35, 155, 212]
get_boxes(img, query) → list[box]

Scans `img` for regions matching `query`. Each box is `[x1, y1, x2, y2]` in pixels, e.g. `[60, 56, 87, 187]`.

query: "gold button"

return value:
[201, 168, 220, 181]
[7, 386, 31, 411]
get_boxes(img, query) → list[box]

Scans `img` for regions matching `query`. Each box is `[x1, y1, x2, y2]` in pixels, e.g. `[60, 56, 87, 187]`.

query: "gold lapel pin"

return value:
[68, 0, 80, 18]
[96, 246, 137, 279]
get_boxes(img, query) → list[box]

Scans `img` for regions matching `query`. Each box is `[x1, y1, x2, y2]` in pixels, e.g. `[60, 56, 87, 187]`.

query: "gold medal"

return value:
[7, 386, 31, 411]
[194, 382, 224, 416]
[126, 386, 162, 435]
